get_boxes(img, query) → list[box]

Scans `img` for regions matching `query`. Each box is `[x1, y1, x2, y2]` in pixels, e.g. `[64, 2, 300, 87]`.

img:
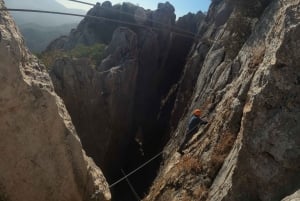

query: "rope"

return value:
[109, 151, 162, 188]
[2, 8, 199, 41]
[65, 0, 248, 47]
[108, 118, 207, 188]
[68, 0, 95, 6]
[2, 8, 233, 44]
[66, 0, 198, 38]
[2, 7, 195, 39]
[2, 8, 150, 28]
[121, 169, 141, 201]
[0, 5, 211, 189]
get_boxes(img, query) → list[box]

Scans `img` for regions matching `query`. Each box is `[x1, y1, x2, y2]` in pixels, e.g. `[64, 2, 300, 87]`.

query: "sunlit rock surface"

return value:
[145, 0, 300, 200]
[0, 1, 110, 200]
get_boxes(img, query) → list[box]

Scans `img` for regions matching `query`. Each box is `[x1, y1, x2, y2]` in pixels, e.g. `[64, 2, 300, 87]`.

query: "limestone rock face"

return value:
[145, 0, 300, 201]
[46, 1, 199, 51]
[46, 1, 149, 50]
[48, 1, 205, 182]
[50, 27, 139, 175]
[0, 1, 110, 201]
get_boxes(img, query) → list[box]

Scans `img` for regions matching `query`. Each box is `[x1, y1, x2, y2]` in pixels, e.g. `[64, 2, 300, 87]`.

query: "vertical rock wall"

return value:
[50, 27, 139, 176]
[208, 1, 300, 200]
[0, 1, 110, 201]
[48, 2, 205, 185]
[145, 0, 300, 200]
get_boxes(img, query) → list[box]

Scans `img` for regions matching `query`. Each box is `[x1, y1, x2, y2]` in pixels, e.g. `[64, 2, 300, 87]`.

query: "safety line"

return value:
[109, 151, 163, 188]
[108, 119, 207, 188]
[1, 7, 211, 189]
[1, 8, 149, 29]
[66, 0, 198, 38]
[2, 8, 198, 40]
[121, 169, 141, 201]
[68, 0, 95, 6]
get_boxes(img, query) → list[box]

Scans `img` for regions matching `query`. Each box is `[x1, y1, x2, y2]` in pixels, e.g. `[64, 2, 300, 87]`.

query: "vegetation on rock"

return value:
[38, 43, 106, 68]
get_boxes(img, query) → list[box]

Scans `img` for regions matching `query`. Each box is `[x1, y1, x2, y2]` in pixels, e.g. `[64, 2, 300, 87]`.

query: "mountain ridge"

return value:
[5, 0, 87, 52]
[5, 0, 86, 26]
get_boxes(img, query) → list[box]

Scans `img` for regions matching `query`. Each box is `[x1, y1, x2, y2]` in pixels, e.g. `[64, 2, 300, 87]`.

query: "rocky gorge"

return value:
[46, 2, 204, 199]
[144, 0, 300, 200]
[1, 0, 300, 201]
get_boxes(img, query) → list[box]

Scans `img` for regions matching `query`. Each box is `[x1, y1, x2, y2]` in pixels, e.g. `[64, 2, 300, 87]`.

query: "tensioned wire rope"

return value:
[67, 0, 236, 47]
[1, 7, 198, 40]
[108, 121, 205, 188]
[67, 0, 258, 55]
[2, 0, 226, 45]
[63, 0, 209, 189]
[1, 7, 220, 76]
[68, 0, 95, 6]
[67, 0, 198, 37]
[67, 0, 268, 54]
[0, 5, 208, 189]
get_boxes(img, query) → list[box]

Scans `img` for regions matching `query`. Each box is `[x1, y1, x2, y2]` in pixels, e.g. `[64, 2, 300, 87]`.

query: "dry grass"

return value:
[145, 129, 237, 200]
[175, 155, 202, 174]
[208, 132, 236, 178]
[144, 156, 203, 201]
[145, 126, 237, 201]
[193, 185, 208, 201]
[248, 46, 265, 69]
[193, 185, 206, 197]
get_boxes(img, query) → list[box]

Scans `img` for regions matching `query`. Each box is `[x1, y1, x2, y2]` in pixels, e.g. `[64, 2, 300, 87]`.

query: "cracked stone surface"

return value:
[145, 0, 300, 200]
[0, 1, 110, 201]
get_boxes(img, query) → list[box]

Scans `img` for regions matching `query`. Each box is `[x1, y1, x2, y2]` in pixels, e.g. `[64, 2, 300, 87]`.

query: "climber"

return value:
[178, 109, 208, 155]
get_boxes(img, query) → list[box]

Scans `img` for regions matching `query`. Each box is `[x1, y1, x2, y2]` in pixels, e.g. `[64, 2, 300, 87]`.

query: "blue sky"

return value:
[56, 0, 211, 17]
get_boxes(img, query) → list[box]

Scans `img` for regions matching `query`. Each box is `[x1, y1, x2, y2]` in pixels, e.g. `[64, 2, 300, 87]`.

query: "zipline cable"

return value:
[66, 0, 198, 38]
[108, 120, 207, 188]
[1, 5, 212, 188]
[68, 0, 95, 6]
[2, 8, 149, 29]
[121, 169, 141, 201]
[2, 8, 198, 40]
[109, 151, 163, 188]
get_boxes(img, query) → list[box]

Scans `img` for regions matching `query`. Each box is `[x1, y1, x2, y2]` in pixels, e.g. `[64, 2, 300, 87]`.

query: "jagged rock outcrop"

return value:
[0, 1, 110, 201]
[46, 1, 149, 51]
[48, 1, 205, 190]
[50, 27, 139, 177]
[145, 0, 300, 201]
[46, 1, 199, 52]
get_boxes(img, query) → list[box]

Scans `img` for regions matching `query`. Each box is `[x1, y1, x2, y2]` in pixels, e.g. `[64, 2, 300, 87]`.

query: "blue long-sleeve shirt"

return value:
[187, 115, 207, 134]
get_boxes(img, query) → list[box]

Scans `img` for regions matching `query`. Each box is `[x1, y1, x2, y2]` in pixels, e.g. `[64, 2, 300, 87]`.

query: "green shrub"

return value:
[38, 43, 106, 68]
[37, 50, 67, 68]
[70, 43, 106, 64]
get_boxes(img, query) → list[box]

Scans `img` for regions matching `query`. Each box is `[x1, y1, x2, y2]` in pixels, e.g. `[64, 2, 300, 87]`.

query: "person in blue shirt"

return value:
[178, 109, 208, 155]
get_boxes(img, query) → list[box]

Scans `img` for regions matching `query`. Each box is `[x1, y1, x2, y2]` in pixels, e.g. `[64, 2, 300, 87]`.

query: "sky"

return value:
[56, 0, 211, 17]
